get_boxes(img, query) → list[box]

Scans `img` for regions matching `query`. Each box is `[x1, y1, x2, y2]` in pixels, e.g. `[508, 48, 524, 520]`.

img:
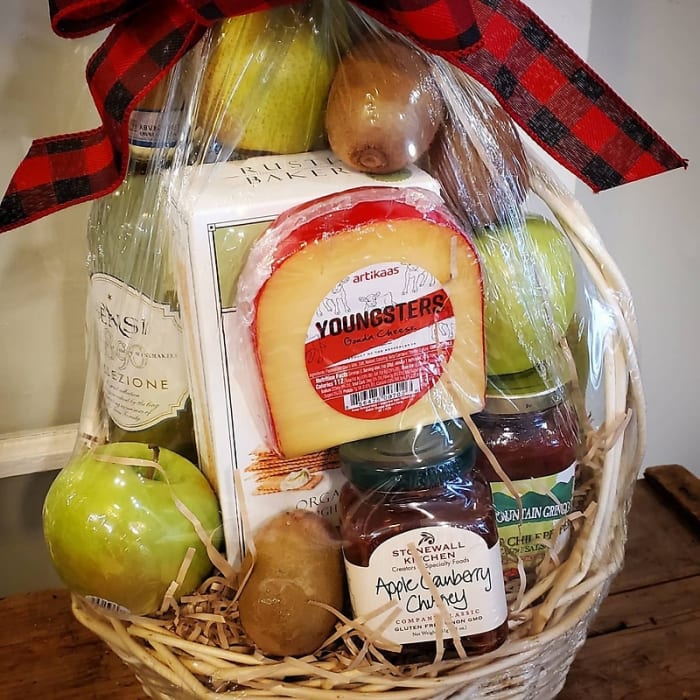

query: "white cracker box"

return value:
[171, 150, 441, 563]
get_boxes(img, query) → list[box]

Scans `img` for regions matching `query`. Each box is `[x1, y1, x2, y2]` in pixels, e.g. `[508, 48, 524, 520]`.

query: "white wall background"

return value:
[0, 0, 697, 596]
[577, 0, 699, 476]
[0, 1, 99, 596]
[0, 1, 99, 434]
[524, 0, 699, 477]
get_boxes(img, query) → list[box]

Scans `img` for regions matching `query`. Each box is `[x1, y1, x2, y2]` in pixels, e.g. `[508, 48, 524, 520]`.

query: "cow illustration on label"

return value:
[359, 291, 395, 310]
[322, 278, 351, 316]
[403, 263, 437, 295]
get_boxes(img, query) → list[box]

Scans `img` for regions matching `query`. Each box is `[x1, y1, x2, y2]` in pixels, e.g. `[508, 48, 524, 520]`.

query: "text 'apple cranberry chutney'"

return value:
[338, 420, 509, 658]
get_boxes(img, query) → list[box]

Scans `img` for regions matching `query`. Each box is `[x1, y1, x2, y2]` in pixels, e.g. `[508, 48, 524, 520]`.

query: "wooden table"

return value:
[1, 466, 698, 700]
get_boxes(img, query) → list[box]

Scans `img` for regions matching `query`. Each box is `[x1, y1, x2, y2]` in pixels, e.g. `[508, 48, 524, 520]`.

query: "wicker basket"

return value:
[71, 158, 645, 700]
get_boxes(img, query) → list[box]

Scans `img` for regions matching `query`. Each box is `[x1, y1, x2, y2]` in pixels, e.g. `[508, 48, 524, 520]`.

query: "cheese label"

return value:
[241, 187, 485, 457]
[305, 262, 456, 419]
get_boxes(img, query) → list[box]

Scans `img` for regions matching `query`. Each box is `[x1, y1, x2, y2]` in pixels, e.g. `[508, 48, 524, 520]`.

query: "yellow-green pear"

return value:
[198, 6, 339, 154]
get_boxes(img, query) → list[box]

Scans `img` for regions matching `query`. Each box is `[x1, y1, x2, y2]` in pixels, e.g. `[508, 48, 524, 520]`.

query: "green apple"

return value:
[198, 6, 338, 154]
[472, 216, 577, 376]
[43, 442, 222, 615]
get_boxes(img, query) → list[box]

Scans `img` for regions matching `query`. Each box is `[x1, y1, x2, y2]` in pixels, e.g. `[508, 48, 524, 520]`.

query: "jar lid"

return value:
[482, 369, 566, 415]
[339, 420, 475, 492]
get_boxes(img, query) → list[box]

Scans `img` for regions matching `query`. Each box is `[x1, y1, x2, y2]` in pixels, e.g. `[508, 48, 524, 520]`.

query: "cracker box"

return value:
[172, 150, 441, 562]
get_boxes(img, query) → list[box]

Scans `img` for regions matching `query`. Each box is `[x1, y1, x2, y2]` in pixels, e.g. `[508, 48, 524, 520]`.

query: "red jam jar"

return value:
[338, 420, 508, 657]
[473, 370, 579, 591]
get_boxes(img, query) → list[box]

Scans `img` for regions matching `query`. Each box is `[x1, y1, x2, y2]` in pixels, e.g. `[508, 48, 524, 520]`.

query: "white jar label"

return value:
[91, 273, 189, 431]
[305, 262, 455, 419]
[344, 526, 507, 646]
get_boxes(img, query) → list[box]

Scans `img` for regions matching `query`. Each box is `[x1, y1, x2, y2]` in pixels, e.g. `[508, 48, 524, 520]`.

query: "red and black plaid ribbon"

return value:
[0, 0, 686, 234]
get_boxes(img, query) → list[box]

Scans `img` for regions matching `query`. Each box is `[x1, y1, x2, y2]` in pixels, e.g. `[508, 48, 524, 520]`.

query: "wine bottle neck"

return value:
[127, 105, 183, 174]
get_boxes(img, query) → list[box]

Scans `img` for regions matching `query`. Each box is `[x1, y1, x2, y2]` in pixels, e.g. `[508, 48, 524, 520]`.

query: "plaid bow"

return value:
[0, 0, 686, 234]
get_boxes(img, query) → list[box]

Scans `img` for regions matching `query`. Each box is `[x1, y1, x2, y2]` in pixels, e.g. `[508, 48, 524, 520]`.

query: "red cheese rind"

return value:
[242, 187, 485, 456]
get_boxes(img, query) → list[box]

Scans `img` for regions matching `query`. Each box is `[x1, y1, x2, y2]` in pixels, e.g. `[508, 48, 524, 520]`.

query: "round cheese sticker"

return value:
[305, 262, 455, 419]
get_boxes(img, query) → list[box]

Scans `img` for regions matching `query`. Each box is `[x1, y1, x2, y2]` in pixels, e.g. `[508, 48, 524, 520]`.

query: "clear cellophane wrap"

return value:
[51, 3, 644, 697]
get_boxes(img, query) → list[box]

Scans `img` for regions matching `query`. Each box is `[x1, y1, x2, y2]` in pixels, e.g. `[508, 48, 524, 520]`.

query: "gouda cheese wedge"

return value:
[238, 187, 485, 457]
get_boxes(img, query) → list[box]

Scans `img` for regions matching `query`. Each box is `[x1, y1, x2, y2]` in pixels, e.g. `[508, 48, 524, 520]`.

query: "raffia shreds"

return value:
[313, 599, 400, 652]
[77, 384, 608, 691]
[511, 557, 528, 612]
[160, 546, 197, 615]
[579, 410, 631, 470]
[76, 475, 602, 695]
[80, 373, 608, 689]
[406, 542, 467, 659]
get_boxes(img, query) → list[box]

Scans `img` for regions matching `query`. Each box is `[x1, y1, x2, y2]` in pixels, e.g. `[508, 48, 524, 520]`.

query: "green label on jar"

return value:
[490, 463, 575, 581]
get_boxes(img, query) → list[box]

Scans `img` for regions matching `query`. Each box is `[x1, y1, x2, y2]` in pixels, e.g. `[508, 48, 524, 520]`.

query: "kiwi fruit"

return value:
[237, 510, 344, 657]
[427, 85, 530, 227]
[326, 37, 444, 174]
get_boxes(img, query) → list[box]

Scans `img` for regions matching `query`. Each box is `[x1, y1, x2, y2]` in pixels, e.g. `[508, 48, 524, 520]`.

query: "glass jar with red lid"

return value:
[338, 419, 508, 658]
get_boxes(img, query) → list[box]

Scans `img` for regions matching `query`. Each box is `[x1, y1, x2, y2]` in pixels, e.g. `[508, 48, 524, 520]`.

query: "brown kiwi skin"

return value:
[427, 97, 530, 228]
[326, 37, 444, 174]
[237, 510, 345, 657]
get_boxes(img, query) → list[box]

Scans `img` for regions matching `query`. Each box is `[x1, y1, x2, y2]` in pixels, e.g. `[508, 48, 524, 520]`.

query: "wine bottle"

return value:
[86, 75, 197, 461]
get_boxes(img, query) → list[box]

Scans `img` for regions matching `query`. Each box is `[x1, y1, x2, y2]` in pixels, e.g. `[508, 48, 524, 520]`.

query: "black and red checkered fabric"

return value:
[457, 1, 685, 191]
[0, 0, 686, 234]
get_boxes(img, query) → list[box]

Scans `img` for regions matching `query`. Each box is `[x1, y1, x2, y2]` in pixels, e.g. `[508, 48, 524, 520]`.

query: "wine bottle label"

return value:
[128, 108, 181, 149]
[344, 526, 507, 645]
[490, 462, 575, 581]
[91, 273, 189, 431]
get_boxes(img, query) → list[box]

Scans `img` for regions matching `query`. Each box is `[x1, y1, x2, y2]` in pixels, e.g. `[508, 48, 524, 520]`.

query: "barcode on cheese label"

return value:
[343, 378, 422, 409]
